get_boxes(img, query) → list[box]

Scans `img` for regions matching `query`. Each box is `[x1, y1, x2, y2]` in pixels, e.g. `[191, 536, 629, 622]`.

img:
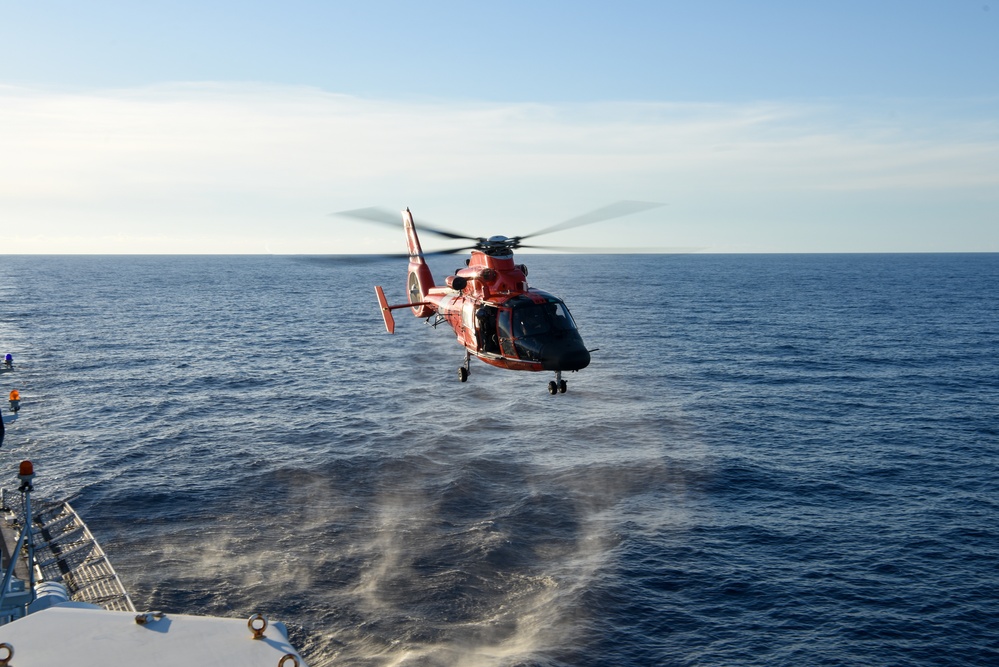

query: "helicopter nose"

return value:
[541, 341, 591, 371]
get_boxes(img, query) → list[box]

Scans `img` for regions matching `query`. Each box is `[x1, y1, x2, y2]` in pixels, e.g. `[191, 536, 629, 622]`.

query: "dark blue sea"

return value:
[1, 253, 998, 666]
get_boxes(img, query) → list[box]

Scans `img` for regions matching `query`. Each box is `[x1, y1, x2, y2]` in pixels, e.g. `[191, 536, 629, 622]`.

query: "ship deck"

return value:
[1, 490, 134, 612]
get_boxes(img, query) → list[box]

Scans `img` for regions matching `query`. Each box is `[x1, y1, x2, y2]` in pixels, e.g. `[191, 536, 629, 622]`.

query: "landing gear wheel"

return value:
[458, 367, 469, 382]
[548, 381, 558, 395]
[558, 380, 567, 393]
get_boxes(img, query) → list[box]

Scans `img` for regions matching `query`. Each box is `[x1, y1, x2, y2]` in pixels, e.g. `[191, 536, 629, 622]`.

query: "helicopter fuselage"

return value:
[427, 250, 591, 373]
[374, 209, 591, 390]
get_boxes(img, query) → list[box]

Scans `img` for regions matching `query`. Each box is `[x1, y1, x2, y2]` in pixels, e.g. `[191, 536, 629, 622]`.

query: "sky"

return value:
[1, 0, 997, 253]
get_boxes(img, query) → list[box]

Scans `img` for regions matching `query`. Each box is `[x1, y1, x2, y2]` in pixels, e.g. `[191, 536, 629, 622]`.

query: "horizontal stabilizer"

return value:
[374, 285, 396, 334]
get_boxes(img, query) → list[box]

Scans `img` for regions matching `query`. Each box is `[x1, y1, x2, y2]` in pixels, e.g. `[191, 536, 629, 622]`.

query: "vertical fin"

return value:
[403, 208, 426, 259]
[403, 208, 436, 317]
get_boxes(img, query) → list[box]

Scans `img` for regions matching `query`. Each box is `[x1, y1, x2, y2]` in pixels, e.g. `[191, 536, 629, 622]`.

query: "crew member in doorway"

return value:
[9, 389, 20, 414]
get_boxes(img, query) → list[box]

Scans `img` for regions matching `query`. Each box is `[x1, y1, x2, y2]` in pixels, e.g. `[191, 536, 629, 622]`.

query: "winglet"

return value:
[375, 285, 396, 334]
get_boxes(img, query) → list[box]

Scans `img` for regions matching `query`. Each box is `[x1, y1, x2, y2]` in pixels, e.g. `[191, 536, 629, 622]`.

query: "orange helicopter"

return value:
[338, 202, 663, 394]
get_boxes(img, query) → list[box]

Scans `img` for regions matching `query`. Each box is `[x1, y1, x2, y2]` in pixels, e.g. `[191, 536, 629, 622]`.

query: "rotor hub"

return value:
[477, 235, 522, 256]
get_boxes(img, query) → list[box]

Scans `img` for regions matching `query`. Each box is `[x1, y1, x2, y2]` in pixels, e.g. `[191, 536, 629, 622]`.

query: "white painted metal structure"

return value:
[1, 606, 304, 667]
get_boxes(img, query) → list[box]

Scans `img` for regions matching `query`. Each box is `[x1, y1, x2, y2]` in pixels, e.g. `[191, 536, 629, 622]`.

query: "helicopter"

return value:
[338, 202, 664, 394]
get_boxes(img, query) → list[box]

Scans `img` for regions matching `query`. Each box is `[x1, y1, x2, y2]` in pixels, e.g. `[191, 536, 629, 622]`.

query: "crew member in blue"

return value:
[3, 354, 11, 369]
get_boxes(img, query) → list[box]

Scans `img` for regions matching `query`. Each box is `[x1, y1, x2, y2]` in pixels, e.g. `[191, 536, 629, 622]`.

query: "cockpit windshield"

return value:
[509, 298, 577, 337]
[496, 295, 584, 363]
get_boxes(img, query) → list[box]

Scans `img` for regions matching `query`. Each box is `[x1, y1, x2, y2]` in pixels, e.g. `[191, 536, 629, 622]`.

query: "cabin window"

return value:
[462, 300, 476, 334]
[476, 305, 500, 354]
[498, 308, 517, 356]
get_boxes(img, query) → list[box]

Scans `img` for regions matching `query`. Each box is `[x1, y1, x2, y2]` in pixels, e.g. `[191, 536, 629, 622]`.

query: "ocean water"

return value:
[1, 253, 997, 666]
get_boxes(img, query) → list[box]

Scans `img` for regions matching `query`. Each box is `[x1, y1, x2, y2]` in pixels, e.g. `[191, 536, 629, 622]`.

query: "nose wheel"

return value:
[547, 371, 568, 395]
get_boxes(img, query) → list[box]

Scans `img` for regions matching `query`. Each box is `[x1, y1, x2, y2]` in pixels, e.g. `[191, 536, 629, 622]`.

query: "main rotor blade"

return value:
[421, 245, 478, 256]
[519, 200, 666, 241]
[334, 206, 400, 227]
[360, 244, 479, 260]
[334, 207, 478, 242]
[519, 243, 704, 254]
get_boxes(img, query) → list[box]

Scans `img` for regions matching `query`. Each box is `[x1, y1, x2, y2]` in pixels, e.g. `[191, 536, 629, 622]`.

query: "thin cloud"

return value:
[1, 83, 997, 252]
